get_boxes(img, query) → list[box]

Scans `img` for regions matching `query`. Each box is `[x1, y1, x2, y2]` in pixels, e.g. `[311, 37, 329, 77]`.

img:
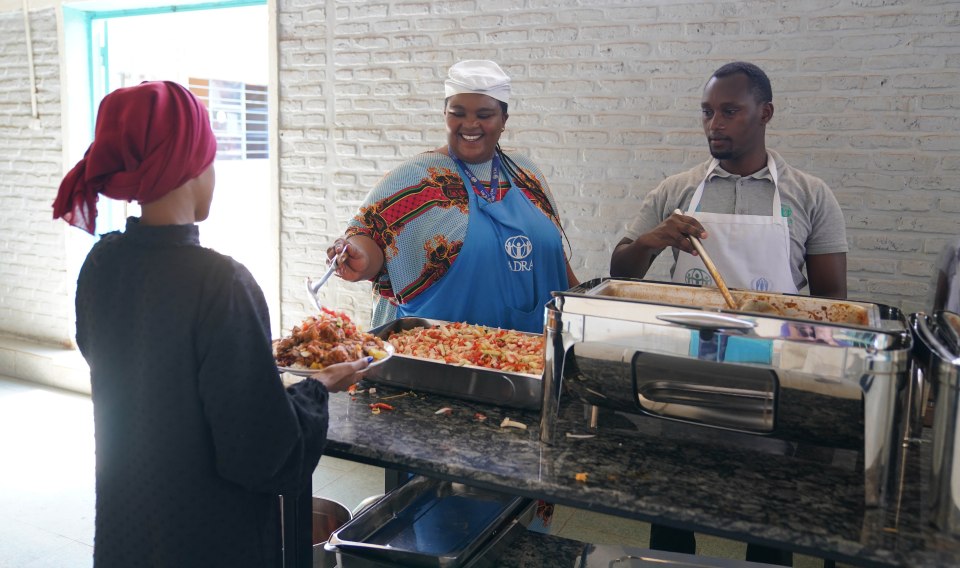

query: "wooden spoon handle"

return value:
[687, 234, 738, 310]
[672, 209, 738, 310]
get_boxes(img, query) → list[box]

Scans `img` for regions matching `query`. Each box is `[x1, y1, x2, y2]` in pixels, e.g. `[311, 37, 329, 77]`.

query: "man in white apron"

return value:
[610, 62, 849, 567]
[611, 61, 847, 300]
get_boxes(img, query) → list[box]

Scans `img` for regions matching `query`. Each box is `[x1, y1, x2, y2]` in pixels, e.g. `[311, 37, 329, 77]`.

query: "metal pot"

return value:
[910, 311, 960, 534]
[313, 497, 351, 568]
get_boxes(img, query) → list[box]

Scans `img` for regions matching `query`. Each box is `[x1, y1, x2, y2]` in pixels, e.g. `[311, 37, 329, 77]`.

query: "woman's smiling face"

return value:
[444, 93, 508, 164]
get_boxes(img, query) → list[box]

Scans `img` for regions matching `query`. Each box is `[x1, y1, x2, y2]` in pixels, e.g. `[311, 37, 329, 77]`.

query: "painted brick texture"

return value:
[0, 8, 73, 346]
[276, 0, 960, 328]
[0, 1, 958, 347]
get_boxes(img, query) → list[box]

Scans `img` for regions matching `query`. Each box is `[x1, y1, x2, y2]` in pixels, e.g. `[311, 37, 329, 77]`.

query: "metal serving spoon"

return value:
[305, 244, 350, 312]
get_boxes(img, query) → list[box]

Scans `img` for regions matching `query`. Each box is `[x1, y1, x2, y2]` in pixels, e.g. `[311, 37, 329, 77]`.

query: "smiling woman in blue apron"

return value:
[327, 60, 578, 333]
[610, 61, 848, 300]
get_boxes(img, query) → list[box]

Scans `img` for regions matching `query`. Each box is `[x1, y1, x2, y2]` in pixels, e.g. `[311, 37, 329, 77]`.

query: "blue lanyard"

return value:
[448, 148, 501, 202]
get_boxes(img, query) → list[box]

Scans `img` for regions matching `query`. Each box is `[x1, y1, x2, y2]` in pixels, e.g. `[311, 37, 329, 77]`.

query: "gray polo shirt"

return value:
[623, 150, 848, 291]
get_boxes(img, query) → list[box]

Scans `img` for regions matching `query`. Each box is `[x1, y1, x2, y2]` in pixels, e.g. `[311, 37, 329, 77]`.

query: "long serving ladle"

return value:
[305, 244, 350, 312]
[673, 210, 782, 315]
[674, 209, 738, 310]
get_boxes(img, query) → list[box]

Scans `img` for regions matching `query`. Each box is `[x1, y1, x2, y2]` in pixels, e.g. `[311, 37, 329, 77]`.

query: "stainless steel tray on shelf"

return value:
[327, 475, 529, 568]
[577, 544, 773, 568]
[364, 317, 543, 410]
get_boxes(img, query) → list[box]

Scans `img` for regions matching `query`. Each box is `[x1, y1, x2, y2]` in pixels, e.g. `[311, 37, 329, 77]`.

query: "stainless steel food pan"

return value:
[578, 544, 781, 567]
[327, 475, 529, 568]
[366, 317, 543, 410]
[577, 278, 881, 327]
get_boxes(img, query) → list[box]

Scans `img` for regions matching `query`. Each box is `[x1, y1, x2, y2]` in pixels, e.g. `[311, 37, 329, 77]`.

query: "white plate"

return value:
[278, 342, 394, 377]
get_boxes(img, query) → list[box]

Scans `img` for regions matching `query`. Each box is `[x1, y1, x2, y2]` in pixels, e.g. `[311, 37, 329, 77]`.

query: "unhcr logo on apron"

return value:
[672, 153, 799, 295]
[684, 267, 712, 286]
[505, 235, 534, 272]
[751, 276, 771, 291]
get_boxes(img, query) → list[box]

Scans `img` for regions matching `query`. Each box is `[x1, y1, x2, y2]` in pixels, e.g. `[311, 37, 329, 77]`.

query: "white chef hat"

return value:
[444, 60, 511, 105]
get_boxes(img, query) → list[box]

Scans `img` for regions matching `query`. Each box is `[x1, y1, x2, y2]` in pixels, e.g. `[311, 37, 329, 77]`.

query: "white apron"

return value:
[672, 153, 798, 294]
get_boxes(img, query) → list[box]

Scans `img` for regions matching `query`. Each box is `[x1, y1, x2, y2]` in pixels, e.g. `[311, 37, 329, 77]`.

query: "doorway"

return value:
[61, 1, 279, 330]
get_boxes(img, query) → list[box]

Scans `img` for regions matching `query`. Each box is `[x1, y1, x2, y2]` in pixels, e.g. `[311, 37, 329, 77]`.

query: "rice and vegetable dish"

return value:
[387, 322, 544, 375]
[274, 308, 388, 370]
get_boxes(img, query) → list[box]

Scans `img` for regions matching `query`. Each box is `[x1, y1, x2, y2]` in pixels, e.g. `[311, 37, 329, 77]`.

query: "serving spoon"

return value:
[305, 244, 350, 312]
[673, 210, 782, 315]
[674, 209, 738, 310]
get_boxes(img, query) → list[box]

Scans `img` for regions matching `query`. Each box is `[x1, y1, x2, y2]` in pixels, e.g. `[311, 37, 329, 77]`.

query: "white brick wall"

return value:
[1, 1, 958, 348]
[0, 7, 73, 346]
[277, 0, 960, 327]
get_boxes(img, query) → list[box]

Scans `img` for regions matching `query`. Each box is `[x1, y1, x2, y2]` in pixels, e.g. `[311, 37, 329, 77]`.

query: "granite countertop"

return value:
[323, 382, 960, 567]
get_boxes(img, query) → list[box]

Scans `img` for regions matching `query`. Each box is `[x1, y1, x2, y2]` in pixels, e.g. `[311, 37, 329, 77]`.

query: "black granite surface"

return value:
[496, 530, 584, 567]
[323, 383, 960, 568]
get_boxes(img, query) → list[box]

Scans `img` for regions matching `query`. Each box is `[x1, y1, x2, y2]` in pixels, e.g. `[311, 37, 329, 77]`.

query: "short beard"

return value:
[709, 149, 734, 160]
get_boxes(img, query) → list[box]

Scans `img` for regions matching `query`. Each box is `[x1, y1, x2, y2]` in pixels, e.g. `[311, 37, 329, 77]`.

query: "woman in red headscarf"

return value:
[55, 81, 368, 568]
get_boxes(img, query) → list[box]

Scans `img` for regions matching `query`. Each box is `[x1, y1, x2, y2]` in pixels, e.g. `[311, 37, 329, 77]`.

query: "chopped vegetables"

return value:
[387, 322, 545, 375]
[575, 472, 588, 483]
[434, 407, 453, 415]
[474, 413, 488, 422]
[369, 402, 394, 413]
[500, 417, 527, 430]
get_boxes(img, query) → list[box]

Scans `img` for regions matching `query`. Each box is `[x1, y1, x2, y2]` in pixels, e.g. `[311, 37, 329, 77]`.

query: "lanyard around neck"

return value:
[448, 148, 501, 202]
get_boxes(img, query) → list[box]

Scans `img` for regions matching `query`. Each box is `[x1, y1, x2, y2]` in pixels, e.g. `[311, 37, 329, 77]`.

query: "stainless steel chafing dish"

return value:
[539, 278, 913, 508]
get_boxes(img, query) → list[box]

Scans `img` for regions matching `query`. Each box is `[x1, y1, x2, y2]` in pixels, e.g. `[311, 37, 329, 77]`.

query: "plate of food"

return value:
[274, 307, 393, 377]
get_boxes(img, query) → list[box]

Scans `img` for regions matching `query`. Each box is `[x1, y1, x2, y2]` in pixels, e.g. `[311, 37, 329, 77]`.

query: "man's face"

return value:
[701, 73, 772, 163]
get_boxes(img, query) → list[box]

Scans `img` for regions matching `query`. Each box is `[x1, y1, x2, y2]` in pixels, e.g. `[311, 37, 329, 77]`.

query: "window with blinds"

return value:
[189, 78, 267, 160]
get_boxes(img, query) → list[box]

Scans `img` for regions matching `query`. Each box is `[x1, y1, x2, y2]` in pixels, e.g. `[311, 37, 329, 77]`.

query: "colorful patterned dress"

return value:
[345, 150, 566, 329]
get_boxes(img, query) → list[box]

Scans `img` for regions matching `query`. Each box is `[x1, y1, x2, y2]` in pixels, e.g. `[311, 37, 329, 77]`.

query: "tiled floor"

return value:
[0, 376, 96, 567]
[0, 374, 387, 568]
[0, 375, 837, 567]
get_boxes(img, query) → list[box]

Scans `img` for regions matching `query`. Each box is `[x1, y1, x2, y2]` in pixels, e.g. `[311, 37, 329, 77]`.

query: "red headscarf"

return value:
[52, 81, 218, 234]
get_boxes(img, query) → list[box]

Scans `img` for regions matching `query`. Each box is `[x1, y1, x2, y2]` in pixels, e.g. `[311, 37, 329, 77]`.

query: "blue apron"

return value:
[396, 159, 568, 333]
